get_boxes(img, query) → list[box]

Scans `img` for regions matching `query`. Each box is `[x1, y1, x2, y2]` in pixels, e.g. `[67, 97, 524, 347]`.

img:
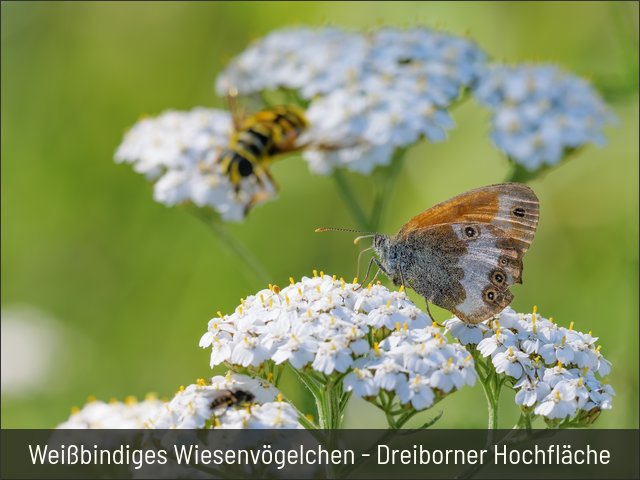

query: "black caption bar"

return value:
[1, 429, 638, 479]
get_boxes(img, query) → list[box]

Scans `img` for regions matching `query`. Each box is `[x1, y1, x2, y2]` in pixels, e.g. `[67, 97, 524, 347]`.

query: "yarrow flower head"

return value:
[57, 395, 164, 429]
[146, 373, 301, 429]
[445, 307, 614, 425]
[217, 26, 487, 174]
[216, 27, 367, 99]
[115, 108, 276, 221]
[53, 395, 165, 451]
[201, 273, 475, 414]
[473, 63, 616, 171]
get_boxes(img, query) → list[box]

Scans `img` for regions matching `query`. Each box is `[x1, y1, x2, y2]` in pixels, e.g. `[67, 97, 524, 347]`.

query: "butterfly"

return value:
[319, 183, 539, 324]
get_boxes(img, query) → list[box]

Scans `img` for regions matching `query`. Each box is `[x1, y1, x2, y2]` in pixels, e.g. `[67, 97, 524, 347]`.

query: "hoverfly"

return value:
[217, 89, 308, 194]
[210, 389, 255, 411]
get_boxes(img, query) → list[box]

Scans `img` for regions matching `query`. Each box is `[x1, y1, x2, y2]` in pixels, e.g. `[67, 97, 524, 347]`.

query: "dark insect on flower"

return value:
[210, 389, 255, 410]
[217, 90, 308, 193]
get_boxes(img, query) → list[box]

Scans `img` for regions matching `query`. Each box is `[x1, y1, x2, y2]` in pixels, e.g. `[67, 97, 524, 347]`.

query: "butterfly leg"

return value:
[355, 257, 377, 290]
[356, 257, 388, 290]
[397, 264, 441, 326]
[373, 257, 394, 283]
[368, 268, 381, 286]
[424, 301, 443, 327]
[398, 264, 407, 291]
[356, 247, 373, 281]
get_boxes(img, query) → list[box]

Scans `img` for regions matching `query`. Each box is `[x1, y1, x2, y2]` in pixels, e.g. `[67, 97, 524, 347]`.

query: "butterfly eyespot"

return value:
[512, 207, 526, 218]
[464, 226, 477, 238]
[483, 287, 498, 303]
[499, 257, 509, 266]
[491, 269, 506, 285]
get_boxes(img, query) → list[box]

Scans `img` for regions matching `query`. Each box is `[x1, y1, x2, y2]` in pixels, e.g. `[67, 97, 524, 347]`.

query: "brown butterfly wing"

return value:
[397, 183, 539, 252]
[397, 222, 524, 324]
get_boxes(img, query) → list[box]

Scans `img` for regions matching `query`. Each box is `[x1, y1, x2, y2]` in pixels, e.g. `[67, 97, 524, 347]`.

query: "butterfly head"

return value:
[371, 234, 400, 277]
[371, 234, 390, 255]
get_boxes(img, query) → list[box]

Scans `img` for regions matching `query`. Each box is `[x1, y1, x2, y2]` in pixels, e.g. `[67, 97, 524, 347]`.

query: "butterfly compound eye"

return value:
[512, 207, 526, 218]
[464, 226, 477, 238]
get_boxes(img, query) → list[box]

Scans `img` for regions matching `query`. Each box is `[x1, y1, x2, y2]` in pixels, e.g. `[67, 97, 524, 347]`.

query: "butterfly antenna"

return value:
[353, 235, 376, 245]
[315, 227, 377, 234]
[357, 256, 378, 288]
[315, 227, 378, 244]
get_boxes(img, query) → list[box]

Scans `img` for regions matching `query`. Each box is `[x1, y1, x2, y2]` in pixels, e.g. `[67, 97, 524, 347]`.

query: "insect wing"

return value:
[397, 183, 539, 252]
[401, 222, 525, 323]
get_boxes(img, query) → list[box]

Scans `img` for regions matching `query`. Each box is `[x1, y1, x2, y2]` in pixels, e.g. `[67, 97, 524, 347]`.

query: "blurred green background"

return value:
[2, 1, 638, 429]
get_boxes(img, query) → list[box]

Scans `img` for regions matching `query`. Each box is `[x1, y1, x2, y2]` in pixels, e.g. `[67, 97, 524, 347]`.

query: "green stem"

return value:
[332, 169, 372, 231]
[524, 411, 533, 430]
[323, 378, 346, 429]
[385, 411, 398, 429]
[280, 391, 318, 430]
[207, 219, 271, 286]
[187, 206, 271, 287]
[381, 391, 396, 428]
[291, 369, 347, 430]
[332, 93, 473, 234]
[488, 389, 499, 431]
[331, 148, 408, 234]
[290, 367, 327, 428]
[320, 381, 332, 429]
[370, 148, 408, 232]
[504, 148, 582, 183]
[504, 162, 543, 183]
[514, 410, 533, 431]
[339, 391, 352, 412]
[396, 410, 419, 428]
[474, 355, 501, 446]
[330, 384, 340, 428]
[274, 364, 285, 388]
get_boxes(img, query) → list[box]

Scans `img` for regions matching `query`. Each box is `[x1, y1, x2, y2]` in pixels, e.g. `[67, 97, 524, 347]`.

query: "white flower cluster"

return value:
[216, 27, 367, 99]
[57, 374, 300, 430]
[217, 27, 486, 174]
[200, 274, 475, 410]
[445, 307, 614, 421]
[344, 328, 476, 410]
[473, 64, 615, 170]
[57, 395, 164, 429]
[115, 108, 276, 222]
[146, 373, 301, 429]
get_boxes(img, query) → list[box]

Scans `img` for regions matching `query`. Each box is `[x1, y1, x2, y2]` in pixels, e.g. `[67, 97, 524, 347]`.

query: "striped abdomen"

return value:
[218, 106, 308, 186]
